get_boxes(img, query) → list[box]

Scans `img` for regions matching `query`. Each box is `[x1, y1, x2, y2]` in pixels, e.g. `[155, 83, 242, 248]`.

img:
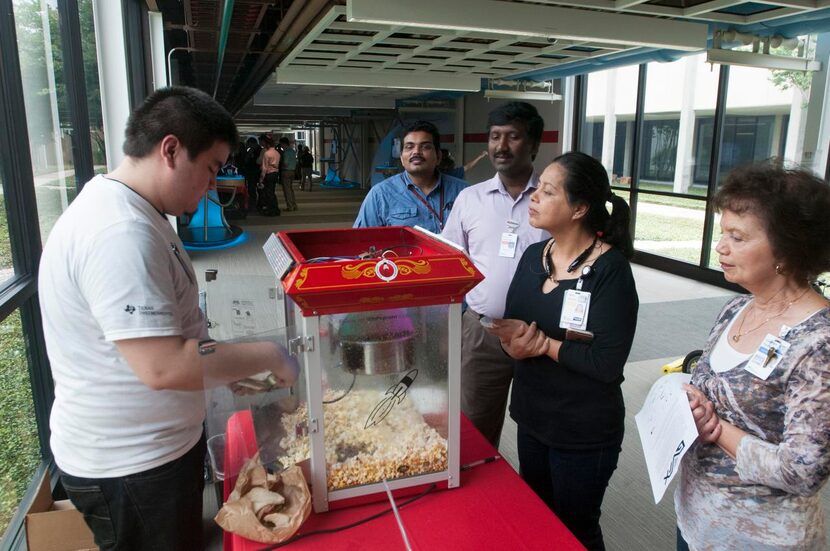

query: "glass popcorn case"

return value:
[262, 226, 482, 512]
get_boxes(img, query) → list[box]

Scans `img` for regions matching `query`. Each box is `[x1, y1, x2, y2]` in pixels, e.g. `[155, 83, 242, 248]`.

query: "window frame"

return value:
[0, 0, 94, 546]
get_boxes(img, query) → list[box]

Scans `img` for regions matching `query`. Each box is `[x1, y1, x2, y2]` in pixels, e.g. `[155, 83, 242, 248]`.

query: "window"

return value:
[704, 61, 810, 269]
[581, 65, 639, 189]
[0, 169, 12, 287]
[79, 0, 106, 172]
[14, 0, 76, 243]
[632, 55, 720, 265]
[0, 310, 40, 535]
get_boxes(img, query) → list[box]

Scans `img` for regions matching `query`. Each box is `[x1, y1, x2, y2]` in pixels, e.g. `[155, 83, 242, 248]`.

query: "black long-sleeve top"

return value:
[505, 241, 639, 450]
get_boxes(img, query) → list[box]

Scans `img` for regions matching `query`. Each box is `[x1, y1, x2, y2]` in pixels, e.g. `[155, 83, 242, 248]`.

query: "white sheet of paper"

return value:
[634, 373, 698, 504]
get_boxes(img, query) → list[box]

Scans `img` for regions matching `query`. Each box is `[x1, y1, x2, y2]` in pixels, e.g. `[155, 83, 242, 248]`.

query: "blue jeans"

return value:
[517, 425, 620, 551]
[60, 435, 206, 551]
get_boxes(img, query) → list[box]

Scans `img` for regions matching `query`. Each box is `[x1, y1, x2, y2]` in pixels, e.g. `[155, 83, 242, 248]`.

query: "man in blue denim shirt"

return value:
[354, 120, 467, 233]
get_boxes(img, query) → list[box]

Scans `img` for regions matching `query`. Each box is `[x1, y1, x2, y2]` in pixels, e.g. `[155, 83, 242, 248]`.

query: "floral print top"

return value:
[675, 295, 830, 551]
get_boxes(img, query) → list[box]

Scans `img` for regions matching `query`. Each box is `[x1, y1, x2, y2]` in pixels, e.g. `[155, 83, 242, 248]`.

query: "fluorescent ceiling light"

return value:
[347, 0, 708, 51]
[706, 49, 820, 72]
[483, 89, 562, 102]
[274, 68, 481, 92]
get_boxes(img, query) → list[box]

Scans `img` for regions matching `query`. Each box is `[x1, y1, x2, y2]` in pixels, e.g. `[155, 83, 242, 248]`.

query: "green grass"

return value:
[637, 246, 702, 265]
[636, 181, 707, 210]
[0, 196, 10, 274]
[634, 211, 704, 242]
[0, 196, 41, 537]
[0, 311, 40, 536]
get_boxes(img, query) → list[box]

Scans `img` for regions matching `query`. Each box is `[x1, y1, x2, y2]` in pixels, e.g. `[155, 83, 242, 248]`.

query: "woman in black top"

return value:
[488, 152, 638, 551]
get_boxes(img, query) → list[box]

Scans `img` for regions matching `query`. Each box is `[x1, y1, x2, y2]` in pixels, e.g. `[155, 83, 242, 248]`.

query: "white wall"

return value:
[461, 91, 564, 184]
[586, 53, 796, 119]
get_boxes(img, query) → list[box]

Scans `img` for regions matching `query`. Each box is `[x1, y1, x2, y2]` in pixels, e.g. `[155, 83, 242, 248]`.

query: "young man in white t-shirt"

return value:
[38, 86, 299, 550]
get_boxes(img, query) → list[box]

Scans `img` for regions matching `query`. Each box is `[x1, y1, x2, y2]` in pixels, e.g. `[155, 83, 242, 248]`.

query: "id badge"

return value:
[745, 334, 791, 380]
[499, 232, 518, 258]
[560, 289, 590, 331]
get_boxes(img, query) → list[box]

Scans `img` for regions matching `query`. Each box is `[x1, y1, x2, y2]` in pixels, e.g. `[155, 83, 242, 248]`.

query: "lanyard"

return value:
[407, 181, 445, 229]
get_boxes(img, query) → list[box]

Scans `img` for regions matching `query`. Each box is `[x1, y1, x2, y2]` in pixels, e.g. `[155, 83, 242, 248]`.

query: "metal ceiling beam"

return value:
[683, 0, 746, 17]
[274, 67, 482, 91]
[213, 0, 235, 97]
[227, 0, 329, 114]
[348, 0, 709, 51]
[254, 91, 398, 109]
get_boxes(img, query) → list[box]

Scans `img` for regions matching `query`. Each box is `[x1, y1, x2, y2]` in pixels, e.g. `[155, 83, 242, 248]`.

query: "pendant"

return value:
[732, 334, 740, 343]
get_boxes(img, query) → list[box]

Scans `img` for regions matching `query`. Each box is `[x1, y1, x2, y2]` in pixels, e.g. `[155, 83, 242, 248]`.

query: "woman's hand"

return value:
[684, 383, 722, 444]
[489, 320, 550, 360]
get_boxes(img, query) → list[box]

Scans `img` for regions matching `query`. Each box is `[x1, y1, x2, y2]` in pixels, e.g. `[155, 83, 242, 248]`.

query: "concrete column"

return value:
[673, 55, 698, 193]
[801, 33, 830, 175]
[92, 0, 130, 170]
[561, 76, 575, 153]
[784, 87, 807, 164]
[147, 11, 167, 91]
[601, 70, 617, 179]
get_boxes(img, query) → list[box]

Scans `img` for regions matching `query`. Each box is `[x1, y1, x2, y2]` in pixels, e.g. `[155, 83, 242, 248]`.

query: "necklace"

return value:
[732, 287, 811, 342]
[543, 236, 598, 283]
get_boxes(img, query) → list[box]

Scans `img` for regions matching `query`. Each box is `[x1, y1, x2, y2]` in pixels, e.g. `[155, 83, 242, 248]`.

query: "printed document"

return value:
[635, 373, 698, 503]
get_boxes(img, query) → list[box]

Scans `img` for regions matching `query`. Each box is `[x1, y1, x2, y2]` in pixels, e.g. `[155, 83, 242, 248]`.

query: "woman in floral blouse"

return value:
[675, 162, 830, 550]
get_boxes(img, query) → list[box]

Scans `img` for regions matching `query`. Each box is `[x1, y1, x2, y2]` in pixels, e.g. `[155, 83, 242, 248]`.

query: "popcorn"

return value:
[277, 389, 448, 490]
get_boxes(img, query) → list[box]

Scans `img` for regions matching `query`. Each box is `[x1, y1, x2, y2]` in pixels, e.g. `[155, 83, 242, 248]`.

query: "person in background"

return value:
[278, 136, 298, 211]
[38, 86, 299, 550]
[242, 136, 261, 211]
[441, 101, 548, 447]
[676, 162, 830, 551]
[299, 145, 314, 191]
[488, 152, 637, 551]
[259, 134, 281, 216]
[354, 120, 466, 233]
[439, 148, 488, 181]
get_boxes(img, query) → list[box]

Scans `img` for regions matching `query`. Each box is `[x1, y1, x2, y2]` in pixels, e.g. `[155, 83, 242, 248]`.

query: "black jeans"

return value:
[676, 526, 691, 551]
[60, 436, 206, 551]
[517, 425, 620, 551]
[259, 172, 281, 214]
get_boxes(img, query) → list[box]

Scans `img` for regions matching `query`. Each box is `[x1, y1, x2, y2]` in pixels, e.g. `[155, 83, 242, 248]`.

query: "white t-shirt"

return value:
[39, 175, 207, 478]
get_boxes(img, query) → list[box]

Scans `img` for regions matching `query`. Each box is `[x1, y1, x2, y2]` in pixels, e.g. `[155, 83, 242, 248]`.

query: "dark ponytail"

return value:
[551, 152, 634, 258]
[604, 192, 633, 258]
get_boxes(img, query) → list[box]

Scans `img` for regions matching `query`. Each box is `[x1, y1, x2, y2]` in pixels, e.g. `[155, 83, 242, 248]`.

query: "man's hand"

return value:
[271, 343, 300, 387]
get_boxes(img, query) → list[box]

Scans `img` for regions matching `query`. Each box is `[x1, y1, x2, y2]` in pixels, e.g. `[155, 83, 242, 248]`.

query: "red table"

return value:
[222, 413, 584, 550]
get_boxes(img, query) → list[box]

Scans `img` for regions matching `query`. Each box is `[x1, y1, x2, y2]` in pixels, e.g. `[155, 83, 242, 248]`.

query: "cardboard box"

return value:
[25, 471, 97, 551]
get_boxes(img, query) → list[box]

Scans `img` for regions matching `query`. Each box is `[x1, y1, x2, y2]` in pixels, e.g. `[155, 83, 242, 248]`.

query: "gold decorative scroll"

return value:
[341, 259, 431, 280]
[294, 268, 310, 289]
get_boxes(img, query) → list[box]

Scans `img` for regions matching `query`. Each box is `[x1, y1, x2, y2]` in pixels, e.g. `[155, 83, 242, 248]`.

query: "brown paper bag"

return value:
[215, 455, 312, 543]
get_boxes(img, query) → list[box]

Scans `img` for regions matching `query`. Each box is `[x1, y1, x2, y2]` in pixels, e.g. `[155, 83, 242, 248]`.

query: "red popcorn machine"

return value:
[258, 226, 483, 512]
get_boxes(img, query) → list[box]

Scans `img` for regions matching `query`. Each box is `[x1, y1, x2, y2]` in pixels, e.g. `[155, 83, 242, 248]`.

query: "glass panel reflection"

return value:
[13, 0, 76, 244]
[581, 65, 639, 189]
[78, 0, 107, 173]
[0, 310, 40, 536]
[0, 164, 12, 286]
[633, 55, 719, 265]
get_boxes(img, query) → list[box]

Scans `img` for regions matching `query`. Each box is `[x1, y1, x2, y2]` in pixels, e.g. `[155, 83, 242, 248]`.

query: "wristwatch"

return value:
[198, 339, 217, 356]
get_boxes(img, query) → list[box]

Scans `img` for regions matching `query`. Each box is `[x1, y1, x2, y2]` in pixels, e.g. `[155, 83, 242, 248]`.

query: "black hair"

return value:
[487, 102, 544, 146]
[279, 136, 290, 146]
[245, 136, 258, 147]
[715, 161, 830, 282]
[552, 152, 633, 258]
[401, 120, 441, 150]
[260, 134, 274, 148]
[123, 86, 237, 160]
